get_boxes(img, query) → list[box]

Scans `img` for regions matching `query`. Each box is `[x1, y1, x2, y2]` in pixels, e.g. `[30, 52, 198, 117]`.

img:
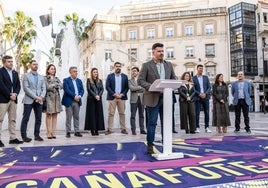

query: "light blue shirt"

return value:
[156, 63, 165, 79]
[115, 74, 122, 94]
[197, 75, 204, 93]
[238, 81, 244, 99]
[72, 78, 79, 96]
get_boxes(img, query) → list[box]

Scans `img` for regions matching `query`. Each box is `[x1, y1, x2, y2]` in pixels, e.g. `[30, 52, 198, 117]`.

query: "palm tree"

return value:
[59, 12, 90, 42]
[2, 11, 37, 74]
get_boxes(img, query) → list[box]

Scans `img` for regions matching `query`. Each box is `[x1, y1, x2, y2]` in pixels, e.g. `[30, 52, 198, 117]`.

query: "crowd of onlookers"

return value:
[0, 43, 252, 155]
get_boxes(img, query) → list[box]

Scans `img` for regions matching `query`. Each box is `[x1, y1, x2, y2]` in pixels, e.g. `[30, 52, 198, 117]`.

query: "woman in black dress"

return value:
[212, 74, 231, 133]
[84, 68, 105, 135]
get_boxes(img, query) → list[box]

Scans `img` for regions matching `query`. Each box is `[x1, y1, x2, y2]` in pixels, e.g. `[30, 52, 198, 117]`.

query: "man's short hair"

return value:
[2, 55, 12, 64]
[197, 64, 203, 69]
[131, 66, 139, 72]
[152, 43, 164, 50]
[69, 66, 77, 73]
[30, 59, 37, 64]
[114, 62, 121, 66]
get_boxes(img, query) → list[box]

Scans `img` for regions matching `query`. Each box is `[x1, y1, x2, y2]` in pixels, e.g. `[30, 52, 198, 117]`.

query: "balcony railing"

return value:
[121, 7, 226, 22]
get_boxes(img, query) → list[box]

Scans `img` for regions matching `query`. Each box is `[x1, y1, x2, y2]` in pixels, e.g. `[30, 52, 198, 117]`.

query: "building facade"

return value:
[80, 0, 268, 112]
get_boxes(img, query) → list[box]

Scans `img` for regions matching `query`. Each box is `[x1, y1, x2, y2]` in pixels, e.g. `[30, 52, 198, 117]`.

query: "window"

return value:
[166, 48, 174, 59]
[185, 46, 194, 57]
[185, 25, 193, 36]
[206, 66, 216, 78]
[147, 28, 155, 39]
[205, 44, 215, 57]
[166, 27, 174, 37]
[105, 50, 112, 61]
[264, 13, 267, 23]
[205, 24, 214, 35]
[186, 67, 194, 77]
[128, 48, 137, 62]
[147, 49, 152, 59]
[104, 30, 112, 40]
[129, 30, 136, 40]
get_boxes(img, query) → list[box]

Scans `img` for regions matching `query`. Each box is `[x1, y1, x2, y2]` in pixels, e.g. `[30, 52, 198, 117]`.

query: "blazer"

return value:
[22, 72, 46, 104]
[106, 73, 128, 100]
[193, 75, 211, 100]
[231, 80, 251, 106]
[87, 78, 104, 99]
[0, 67, 21, 103]
[128, 77, 144, 104]
[137, 59, 176, 107]
[62, 77, 84, 107]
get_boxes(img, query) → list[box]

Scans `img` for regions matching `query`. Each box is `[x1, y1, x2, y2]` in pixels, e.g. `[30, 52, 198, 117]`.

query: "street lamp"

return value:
[262, 41, 267, 114]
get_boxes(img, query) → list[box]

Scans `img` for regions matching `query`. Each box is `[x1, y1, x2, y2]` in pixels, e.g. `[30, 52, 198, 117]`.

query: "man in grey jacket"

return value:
[20, 60, 46, 142]
[128, 67, 146, 135]
[138, 43, 176, 154]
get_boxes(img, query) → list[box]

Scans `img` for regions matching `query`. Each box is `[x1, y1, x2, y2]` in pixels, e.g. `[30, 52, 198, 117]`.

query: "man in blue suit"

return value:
[193, 64, 212, 133]
[62, 66, 84, 138]
[105, 62, 129, 135]
[231, 71, 251, 133]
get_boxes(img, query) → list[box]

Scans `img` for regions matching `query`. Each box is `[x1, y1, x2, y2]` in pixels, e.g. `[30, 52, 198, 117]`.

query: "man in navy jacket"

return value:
[193, 64, 212, 133]
[0, 55, 23, 147]
[105, 62, 129, 135]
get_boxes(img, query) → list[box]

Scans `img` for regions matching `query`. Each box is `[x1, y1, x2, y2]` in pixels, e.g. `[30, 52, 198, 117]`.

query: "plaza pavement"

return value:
[1, 111, 268, 148]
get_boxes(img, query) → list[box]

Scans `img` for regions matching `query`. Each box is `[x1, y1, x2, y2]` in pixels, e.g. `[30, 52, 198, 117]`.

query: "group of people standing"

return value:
[0, 43, 252, 153]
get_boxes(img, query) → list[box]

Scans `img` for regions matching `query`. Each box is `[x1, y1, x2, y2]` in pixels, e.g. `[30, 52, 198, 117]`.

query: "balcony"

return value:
[121, 7, 226, 23]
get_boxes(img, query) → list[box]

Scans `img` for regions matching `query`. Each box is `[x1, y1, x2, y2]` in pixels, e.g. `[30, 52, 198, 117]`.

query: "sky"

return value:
[1, 0, 128, 63]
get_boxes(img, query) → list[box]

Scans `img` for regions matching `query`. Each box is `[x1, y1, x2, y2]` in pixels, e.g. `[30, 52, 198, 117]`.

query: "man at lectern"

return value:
[138, 43, 176, 155]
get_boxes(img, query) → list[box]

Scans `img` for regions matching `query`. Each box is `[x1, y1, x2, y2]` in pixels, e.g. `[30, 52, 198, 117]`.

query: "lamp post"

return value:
[262, 44, 266, 114]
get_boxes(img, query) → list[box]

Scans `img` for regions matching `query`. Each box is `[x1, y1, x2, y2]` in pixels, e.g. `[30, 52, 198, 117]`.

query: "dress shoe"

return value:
[22, 137, 32, 143]
[35, 136, 44, 141]
[66, 132, 71, 138]
[121, 129, 128, 134]
[52, 136, 56, 139]
[91, 130, 96, 136]
[9, 138, 23, 144]
[0, 140, 4, 147]
[95, 131, 99, 136]
[140, 130, 147, 134]
[47, 137, 53, 139]
[132, 130, 137, 135]
[147, 145, 154, 155]
[105, 130, 113, 135]
[173, 130, 178, 133]
[74, 132, 83, 137]
[245, 128, 251, 134]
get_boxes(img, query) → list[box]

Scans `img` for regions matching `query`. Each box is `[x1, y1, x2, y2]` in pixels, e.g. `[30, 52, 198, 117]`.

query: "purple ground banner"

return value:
[0, 136, 268, 187]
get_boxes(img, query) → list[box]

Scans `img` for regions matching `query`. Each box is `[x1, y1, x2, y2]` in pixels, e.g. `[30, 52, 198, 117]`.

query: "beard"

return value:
[115, 68, 121, 74]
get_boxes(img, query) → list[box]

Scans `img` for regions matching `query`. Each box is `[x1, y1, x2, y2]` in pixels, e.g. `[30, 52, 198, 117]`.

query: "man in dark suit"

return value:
[193, 64, 212, 133]
[62, 66, 84, 138]
[138, 43, 176, 154]
[105, 62, 129, 135]
[0, 55, 23, 147]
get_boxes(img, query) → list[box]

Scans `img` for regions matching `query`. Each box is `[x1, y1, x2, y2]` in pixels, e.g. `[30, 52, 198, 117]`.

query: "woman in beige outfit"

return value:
[44, 64, 63, 139]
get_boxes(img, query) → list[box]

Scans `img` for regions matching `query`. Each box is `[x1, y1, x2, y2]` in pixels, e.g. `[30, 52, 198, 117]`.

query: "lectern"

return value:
[149, 79, 184, 160]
